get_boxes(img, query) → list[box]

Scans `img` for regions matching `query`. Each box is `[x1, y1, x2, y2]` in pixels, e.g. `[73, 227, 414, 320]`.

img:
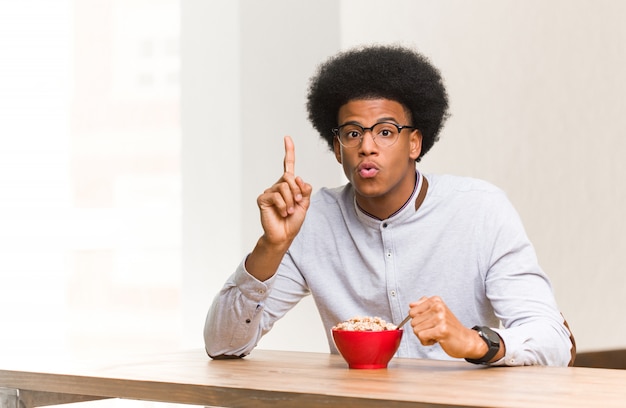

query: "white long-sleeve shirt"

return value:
[204, 173, 573, 366]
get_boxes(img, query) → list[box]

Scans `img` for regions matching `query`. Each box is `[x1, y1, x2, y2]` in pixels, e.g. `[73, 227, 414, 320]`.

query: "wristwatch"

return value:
[465, 326, 500, 364]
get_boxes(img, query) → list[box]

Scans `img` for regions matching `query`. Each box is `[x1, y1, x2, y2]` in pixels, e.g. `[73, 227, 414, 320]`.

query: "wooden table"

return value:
[1, 349, 626, 408]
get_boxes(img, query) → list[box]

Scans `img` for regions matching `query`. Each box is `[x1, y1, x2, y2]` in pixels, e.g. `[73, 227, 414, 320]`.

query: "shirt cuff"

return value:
[232, 255, 276, 303]
[491, 327, 524, 366]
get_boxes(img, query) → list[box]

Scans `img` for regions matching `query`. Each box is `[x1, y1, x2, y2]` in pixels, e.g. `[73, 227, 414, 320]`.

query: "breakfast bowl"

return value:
[331, 316, 403, 369]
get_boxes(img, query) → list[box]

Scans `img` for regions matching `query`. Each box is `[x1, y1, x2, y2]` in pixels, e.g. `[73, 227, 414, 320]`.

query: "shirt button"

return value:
[382, 223, 388, 228]
[258, 289, 265, 294]
[390, 290, 397, 297]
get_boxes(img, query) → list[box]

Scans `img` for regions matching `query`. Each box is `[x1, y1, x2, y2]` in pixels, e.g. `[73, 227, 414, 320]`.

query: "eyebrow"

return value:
[339, 117, 401, 127]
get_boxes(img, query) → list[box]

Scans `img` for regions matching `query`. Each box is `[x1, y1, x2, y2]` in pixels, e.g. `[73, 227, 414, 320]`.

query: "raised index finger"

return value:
[283, 135, 296, 175]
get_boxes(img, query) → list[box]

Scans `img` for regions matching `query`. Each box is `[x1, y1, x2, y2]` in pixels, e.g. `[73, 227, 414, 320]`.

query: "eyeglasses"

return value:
[332, 122, 416, 148]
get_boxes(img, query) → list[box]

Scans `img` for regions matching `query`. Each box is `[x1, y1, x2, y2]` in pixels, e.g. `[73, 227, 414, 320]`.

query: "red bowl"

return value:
[332, 329, 403, 369]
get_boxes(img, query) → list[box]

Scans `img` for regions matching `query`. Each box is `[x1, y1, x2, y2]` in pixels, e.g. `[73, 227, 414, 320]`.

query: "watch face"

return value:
[482, 327, 500, 345]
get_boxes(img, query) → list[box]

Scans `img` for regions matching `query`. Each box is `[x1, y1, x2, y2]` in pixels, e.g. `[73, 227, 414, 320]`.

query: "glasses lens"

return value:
[338, 125, 363, 147]
[372, 123, 400, 147]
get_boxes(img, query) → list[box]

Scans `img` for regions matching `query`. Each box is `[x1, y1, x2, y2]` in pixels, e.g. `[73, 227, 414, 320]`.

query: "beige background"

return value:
[182, 0, 626, 354]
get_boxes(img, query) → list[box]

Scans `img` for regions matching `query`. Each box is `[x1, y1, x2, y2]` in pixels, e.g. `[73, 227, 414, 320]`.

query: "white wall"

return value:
[183, 0, 626, 353]
[181, 0, 242, 349]
[181, 0, 341, 351]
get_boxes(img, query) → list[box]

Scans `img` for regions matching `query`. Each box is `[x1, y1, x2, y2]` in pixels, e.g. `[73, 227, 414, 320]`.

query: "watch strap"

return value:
[465, 326, 500, 364]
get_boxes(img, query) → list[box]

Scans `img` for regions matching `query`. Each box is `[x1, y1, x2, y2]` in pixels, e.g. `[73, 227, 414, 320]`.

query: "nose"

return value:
[358, 130, 378, 154]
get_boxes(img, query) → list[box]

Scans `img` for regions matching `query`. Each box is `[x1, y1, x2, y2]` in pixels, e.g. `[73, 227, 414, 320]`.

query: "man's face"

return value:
[333, 98, 422, 217]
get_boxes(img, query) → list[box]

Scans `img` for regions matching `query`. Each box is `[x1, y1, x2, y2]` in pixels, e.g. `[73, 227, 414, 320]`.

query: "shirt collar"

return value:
[354, 171, 422, 226]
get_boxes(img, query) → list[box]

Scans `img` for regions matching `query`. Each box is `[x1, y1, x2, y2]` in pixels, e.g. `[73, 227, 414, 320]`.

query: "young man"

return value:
[204, 45, 574, 366]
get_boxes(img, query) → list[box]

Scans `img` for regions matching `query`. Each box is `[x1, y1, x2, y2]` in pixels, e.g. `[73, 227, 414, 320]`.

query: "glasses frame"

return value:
[331, 121, 416, 148]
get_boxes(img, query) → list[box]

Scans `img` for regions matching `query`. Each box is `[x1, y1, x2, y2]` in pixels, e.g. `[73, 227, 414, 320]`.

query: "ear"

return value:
[409, 129, 423, 161]
[333, 136, 342, 164]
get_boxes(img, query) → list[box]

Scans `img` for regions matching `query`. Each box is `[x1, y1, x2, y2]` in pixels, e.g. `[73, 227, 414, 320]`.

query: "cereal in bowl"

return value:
[333, 316, 397, 331]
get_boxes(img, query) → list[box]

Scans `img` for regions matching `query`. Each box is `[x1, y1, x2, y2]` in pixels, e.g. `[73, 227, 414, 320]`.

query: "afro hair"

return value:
[306, 45, 450, 161]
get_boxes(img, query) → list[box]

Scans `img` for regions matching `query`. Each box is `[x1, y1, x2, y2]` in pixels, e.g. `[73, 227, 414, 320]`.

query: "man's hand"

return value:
[246, 136, 312, 281]
[407, 296, 501, 361]
[256, 136, 312, 246]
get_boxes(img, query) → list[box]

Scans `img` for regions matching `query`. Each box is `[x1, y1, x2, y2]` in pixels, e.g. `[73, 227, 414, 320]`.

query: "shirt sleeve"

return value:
[483, 194, 573, 366]
[203, 252, 309, 358]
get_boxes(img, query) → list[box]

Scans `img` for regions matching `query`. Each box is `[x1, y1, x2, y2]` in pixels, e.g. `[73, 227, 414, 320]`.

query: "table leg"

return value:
[0, 388, 108, 408]
[0, 388, 17, 408]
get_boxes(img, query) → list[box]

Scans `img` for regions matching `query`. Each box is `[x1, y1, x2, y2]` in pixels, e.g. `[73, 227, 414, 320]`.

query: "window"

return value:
[0, 0, 181, 358]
